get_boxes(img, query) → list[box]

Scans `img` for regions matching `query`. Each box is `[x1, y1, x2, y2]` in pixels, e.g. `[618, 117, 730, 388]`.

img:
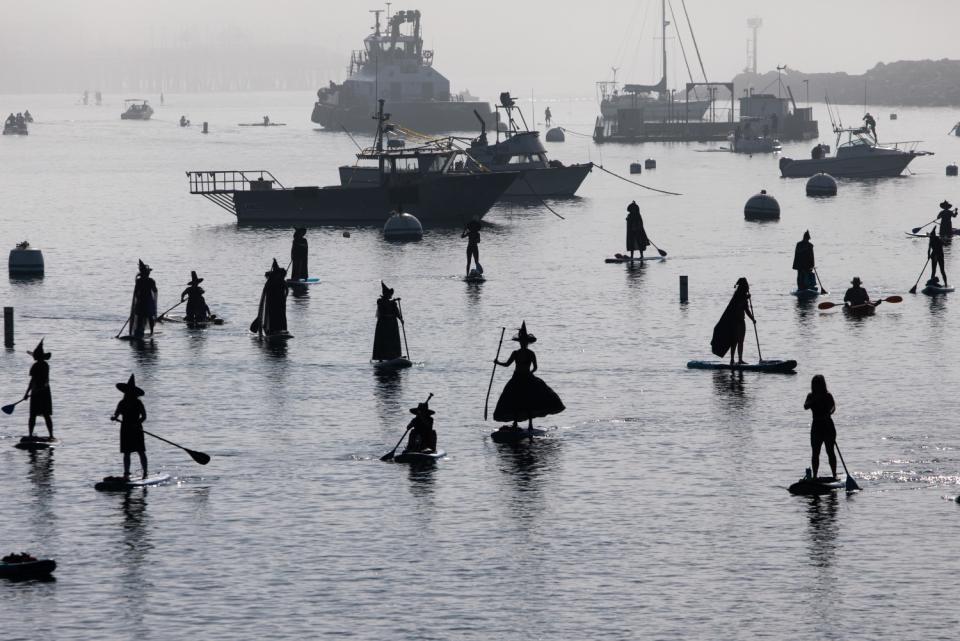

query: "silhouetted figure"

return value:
[23, 340, 53, 440]
[711, 277, 756, 366]
[929, 229, 948, 287]
[263, 115, 270, 126]
[5, 113, 14, 126]
[544, 106, 552, 127]
[23, 110, 32, 123]
[625, 200, 649, 259]
[129, 260, 158, 337]
[112, 374, 148, 480]
[179, 115, 188, 127]
[372, 281, 403, 361]
[15, 113, 24, 126]
[492, 322, 565, 430]
[811, 143, 825, 160]
[404, 399, 437, 453]
[257, 259, 289, 335]
[792, 230, 816, 290]
[937, 200, 957, 240]
[462, 219, 482, 275]
[843, 277, 871, 306]
[804, 374, 837, 479]
[291, 227, 309, 281]
[181, 271, 211, 323]
[862, 113, 877, 141]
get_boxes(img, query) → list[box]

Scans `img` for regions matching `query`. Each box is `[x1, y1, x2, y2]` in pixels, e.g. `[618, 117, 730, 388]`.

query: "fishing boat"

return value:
[188, 100, 516, 226]
[311, 8, 491, 133]
[120, 99, 154, 121]
[779, 127, 931, 178]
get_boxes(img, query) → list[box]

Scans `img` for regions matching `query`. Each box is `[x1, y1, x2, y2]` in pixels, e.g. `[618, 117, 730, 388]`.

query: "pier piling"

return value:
[3, 307, 13, 347]
[680, 276, 688, 303]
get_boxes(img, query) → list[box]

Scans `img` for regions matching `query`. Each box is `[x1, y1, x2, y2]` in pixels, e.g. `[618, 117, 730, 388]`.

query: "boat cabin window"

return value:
[508, 154, 542, 165]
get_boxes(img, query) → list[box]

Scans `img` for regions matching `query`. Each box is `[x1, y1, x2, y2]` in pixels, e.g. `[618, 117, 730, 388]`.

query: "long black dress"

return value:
[28, 361, 52, 418]
[792, 239, 815, 289]
[181, 284, 210, 322]
[372, 296, 403, 360]
[493, 348, 565, 422]
[129, 275, 157, 337]
[114, 396, 146, 453]
[711, 286, 750, 358]
[259, 272, 289, 335]
[291, 234, 309, 280]
[626, 204, 649, 253]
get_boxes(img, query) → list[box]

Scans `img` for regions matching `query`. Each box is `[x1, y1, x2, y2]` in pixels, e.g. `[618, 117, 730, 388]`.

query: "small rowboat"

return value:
[686, 359, 797, 373]
[490, 425, 547, 443]
[605, 253, 665, 264]
[0, 559, 56, 579]
[373, 357, 412, 370]
[788, 476, 847, 495]
[791, 288, 820, 298]
[14, 436, 59, 451]
[844, 303, 876, 316]
[393, 449, 446, 464]
[95, 473, 171, 491]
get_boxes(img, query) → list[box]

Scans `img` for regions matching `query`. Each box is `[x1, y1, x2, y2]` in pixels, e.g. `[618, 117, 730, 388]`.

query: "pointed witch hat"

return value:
[29, 339, 51, 360]
[186, 270, 204, 286]
[511, 321, 536, 344]
[116, 373, 145, 397]
[380, 280, 394, 298]
[137, 259, 152, 276]
[264, 258, 285, 278]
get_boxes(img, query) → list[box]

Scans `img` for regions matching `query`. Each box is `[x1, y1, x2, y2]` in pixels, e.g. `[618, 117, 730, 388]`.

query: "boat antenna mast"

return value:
[661, 0, 668, 90]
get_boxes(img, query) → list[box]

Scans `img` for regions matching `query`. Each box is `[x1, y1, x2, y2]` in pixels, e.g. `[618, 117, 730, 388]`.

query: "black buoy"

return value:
[629, 162, 642, 175]
[947, 163, 958, 177]
[545, 127, 565, 142]
[744, 189, 780, 220]
[644, 158, 656, 169]
[806, 172, 838, 197]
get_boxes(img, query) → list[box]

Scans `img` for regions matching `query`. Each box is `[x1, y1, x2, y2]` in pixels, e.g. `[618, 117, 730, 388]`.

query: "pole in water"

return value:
[679, 275, 688, 303]
[202, 122, 209, 134]
[3, 307, 12, 348]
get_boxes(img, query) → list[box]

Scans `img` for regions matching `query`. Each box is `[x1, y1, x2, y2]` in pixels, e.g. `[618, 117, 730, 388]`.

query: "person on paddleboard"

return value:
[625, 201, 649, 260]
[937, 200, 957, 240]
[291, 227, 309, 281]
[257, 259, 289, 336]
[492, 322, 565, 431]
[22, 340, 53, 440]
[129, 260, 158, 337]
[404, 399, 437, 453]
[111, 374, 148, 480]
[804, 374, 837, 479]
[710, 277, 756, 366]
[462, 218, 482, 276]
[792, 230, 816, 291]
[372, 281, 404, 361]
[928, 229, 948, 287]
[843, 277, 872, 307]
[181, 271, 211, 323]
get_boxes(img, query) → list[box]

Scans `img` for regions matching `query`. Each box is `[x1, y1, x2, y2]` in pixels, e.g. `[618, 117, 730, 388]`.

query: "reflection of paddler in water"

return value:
[181, 271, 211, 323]
[255, 259, 289, 336]
[128, 260, 158, 338]
[461, 219, 482, 276]
[711, 278, 756, 366]
[493, 322, 565, 432]
[625, 200, 649, 260]
[23, 340, 54, 440]
[291, 227, 309, 281]
[373, 281, 404, 362]
[405, 399, 437, 454]
[937, 200, 957, 240]
[928, 229, 948, 287]
[792, 230, 816, 290]
[111, 374, 148, 480]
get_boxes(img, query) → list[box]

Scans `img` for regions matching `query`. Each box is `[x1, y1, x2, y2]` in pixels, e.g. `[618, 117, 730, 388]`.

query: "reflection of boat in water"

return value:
[120, 99, 154, 120]
[188, 100, 516, 226]
[780, 127, 932, 178]
[311, 7, 491, 133]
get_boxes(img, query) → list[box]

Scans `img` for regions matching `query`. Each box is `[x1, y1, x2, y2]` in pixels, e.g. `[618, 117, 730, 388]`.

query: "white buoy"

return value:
[383, 211, 423, 241]
[8, 241, 44, 276]
[806, 172, 838, 197]
[545, 127, 565, 142]
[645, 158, 657, 169]
[744, 189, 780, 220]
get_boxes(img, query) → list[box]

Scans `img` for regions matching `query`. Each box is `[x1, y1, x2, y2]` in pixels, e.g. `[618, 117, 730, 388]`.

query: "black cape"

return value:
[710, 289, 749, 358]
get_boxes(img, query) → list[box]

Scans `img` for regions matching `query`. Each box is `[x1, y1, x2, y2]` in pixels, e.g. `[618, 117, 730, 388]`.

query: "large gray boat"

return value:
[188, 101, 517, 226]
[311, 8, 492, 134]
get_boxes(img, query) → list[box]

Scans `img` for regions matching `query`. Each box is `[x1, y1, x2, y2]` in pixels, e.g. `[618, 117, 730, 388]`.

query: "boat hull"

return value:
[313, 100, 493, 134]
[779, 154, 916, 178]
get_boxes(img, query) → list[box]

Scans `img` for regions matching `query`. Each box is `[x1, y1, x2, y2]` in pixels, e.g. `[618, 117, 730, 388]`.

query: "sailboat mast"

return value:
[661, 0, 667, 86]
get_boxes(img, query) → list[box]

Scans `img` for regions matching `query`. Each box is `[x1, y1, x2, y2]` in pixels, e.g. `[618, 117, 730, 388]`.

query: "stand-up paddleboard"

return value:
[686, 359, 797, 373]
[0, 558, 56, 579]
[490, 425, 547, 443]
[393, 449, 446, 464]
[605, 253, 665, 264]
[791, 288, 820, 298]
[373, 357, 412, 370]
[161, 314, 225, 327]
[238, 122, 287, 127]
[788, 476, 847, 495]
[464, 272, 486, 283]
[905, 230, 960, 238]
[285, 278, 320, 285]
[14, 436, 59, 451]
[844, 303, 876, 316]
[118, 332, 160, 341]
[95, 473, 171, 491]
[922, 283, 955, 295]
[255, 331, 293, 342]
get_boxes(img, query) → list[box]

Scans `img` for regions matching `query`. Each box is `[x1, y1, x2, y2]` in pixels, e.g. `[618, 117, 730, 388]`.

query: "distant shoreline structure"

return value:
[735, 59, 960, 107]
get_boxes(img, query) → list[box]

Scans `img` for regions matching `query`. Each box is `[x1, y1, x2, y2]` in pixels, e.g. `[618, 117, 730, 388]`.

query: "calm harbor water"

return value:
[2, 92, 960, 640]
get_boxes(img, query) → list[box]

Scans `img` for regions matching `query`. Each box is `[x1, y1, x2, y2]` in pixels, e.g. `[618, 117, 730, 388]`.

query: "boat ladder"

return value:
[186, 170, 285, 215]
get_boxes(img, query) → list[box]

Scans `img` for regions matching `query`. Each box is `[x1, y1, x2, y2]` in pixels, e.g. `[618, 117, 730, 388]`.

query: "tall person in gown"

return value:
[372, 281, 403, 362]
[792, 230, 816, 291]
[181, 271, 211, 323]
[711, 277, 756, 366]
[22, 340, 53, 439]
[111, 374, 148, 480]
[625, 201, 649, 260]
[257, 259, 289, 336]
[493, 322, 565, 431]
[129, 259, 158, 337]
[291, 227, 309, 281]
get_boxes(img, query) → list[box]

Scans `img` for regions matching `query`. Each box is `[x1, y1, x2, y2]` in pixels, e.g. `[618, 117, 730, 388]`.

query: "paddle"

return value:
[1, 397, 27, 415]
[817, 296, 902, 310]
[748, 298, 762, 361]
[250, 288, 267, 335]
[813, 267, 828, 294]
[116, 279, 138, 338]
[157, 299, 184, 321]
[111, 418, 210, 464]
[381, 393, 433, 461]
[647, 239, 668, 257]
[834, 442, 860, 491]
[909, 256, 932, 294]
[397, 299, 410, 361]
[911, 219, 937, 234]
[484, 327, 506, 421]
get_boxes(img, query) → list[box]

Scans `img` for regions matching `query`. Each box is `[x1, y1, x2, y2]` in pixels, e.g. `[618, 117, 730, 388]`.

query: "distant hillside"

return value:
[735, 59, 960, 107]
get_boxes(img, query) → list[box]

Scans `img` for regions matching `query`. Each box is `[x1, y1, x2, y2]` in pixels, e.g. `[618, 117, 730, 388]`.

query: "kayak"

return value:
[788, 476, 847, 496]
[95, 473, 171, 491]
[14, 436, 59, 451]
[791, 288, 820, 298]
[490, 425, 547, 443]
[285, 278, 320, 285]
[0, 559, 56, 579]
[686, 359, 797, 373]
[605, 254, 665, 264]
[393, 449, 446, 464]
[373, 357, 412, 370]
[844, 303, 876, 316]
[922, 284, 954, 295]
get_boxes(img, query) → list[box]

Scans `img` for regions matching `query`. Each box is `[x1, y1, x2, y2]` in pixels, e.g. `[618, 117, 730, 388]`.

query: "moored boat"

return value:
[779, 127, 931, 178]
[0, 555, 56, 579]
[120, 99, 154, 121]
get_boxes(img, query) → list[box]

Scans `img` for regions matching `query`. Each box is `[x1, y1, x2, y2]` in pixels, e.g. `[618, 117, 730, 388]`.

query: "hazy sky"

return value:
[2, 0, 959, 96]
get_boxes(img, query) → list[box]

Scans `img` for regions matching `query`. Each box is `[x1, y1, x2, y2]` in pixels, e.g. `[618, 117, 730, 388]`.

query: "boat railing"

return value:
[185, 170, 285, 216]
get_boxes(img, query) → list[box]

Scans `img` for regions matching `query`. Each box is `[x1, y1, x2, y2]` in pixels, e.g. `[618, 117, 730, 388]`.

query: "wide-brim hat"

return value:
[29, 339, 50, 360]
[511, 321, 536, 344]
[186, 270, 204, 286]
[380, 280, 394, 298]
[409, 402, 435, 416]
[941, 200, 952, 210]
[851, 276, 862, 285]
[116, 373, 144, 396]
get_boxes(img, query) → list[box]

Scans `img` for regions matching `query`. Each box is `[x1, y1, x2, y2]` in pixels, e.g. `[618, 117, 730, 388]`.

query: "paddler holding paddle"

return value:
[928, 229, 948, 287]
[710, 278, 756, 366]
[492, 322, 565, 433]
[111, 374, 148, 480]
[843, 277, 875, 307]
[181, 271, 211, 323]
[404, 399, 437, 453]
[792, 231, 816, 291]
[625, 200, 649, 260]
[290, 227, 309, 281]
[128, 260, 158, 338]
[255, 259, 289, 336]
[372, 281, 404, 362]
[937, 200, 957, 240]
[23, 340, 54, 440]
[803, 375, 837, 480]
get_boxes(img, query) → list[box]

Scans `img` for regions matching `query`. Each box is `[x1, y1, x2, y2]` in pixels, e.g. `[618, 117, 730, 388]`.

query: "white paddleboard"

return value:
[95, 473, 171, 491]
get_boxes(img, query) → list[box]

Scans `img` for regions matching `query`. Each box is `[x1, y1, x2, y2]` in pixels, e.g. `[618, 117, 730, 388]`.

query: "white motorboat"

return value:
[779, 127, 931, 178]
